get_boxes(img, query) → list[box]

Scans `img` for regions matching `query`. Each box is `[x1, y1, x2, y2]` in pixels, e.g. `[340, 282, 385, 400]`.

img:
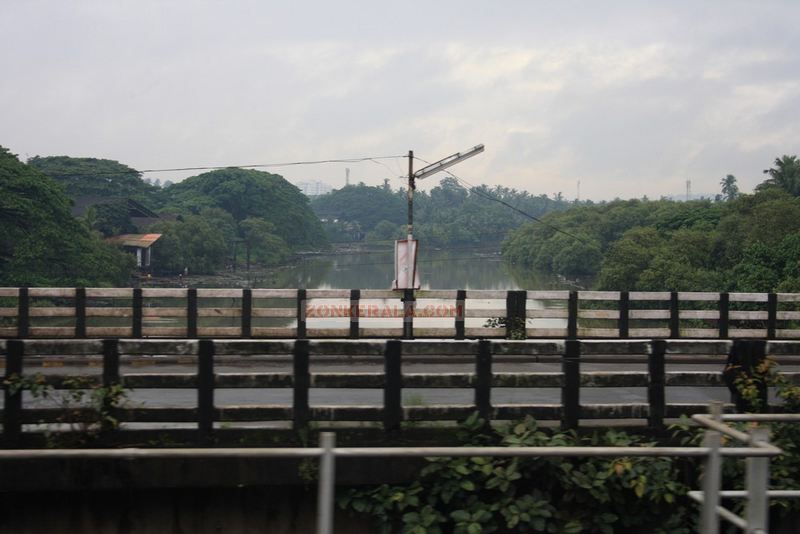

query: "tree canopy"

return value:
[758, 155, 800, 196]
[504, 155, 800, 292]
[312, 178, 573, 246]
[27, 155, 162, 207]
[163, 167, 327, 250]
[0, 147, 132, 286]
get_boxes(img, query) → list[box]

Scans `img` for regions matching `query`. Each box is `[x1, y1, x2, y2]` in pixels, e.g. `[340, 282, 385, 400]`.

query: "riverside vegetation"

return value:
[1, 147, 326, 286]
[503, 155, 800, 293]
[339, 358, 800, 533]
[2, 144, 799, 293]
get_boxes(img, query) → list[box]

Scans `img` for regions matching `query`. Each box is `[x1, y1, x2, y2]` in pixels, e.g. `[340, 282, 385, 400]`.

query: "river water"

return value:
[237, 247, 588, 291]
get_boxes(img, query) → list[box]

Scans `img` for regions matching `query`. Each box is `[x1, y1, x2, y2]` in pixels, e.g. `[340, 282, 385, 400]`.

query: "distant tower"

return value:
[576, 180, 581, 202]
[686, 179, 691, 201]
[345, 168, 350, 186]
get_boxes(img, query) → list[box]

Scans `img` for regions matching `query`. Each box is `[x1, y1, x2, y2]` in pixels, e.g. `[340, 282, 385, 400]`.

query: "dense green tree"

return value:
[312, 179, 573, 247]
[505, 156, 800, 292]
[720, 174, 739, 201]
[312, 183, 407, 229]
[366, 220, 402, 242]
[164, 168, 327, 250]
[729, 243, 782, 292]
[27, 155, 162, 207]
[596, 228, 664, 290]
[635, 229, 724, 291]
[85, 200, 137, 237]
[758, 155, 800, 196]
[149, 215, 228, 274]
[0, 147, 132, 286]
[239, 217, 291, 268]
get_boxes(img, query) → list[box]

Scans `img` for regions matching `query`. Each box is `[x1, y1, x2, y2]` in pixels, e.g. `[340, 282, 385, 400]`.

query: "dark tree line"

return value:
[1, 151, 328, 284]
[311, 178, 575, 246]
[503, 154, 800, 292]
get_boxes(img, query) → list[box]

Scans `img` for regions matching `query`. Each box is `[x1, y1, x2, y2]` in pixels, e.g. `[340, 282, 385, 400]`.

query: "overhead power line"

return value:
[412, 156, 590, 246]
[32, 155, 406, 177]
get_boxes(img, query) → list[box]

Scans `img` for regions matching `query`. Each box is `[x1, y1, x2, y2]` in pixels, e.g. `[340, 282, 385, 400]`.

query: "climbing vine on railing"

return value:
[3, 373, 129, 446]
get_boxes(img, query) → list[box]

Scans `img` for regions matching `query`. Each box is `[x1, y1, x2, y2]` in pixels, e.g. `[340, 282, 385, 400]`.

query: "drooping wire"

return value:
[31, 155, 406, 177]
[412, 156, 590, 246]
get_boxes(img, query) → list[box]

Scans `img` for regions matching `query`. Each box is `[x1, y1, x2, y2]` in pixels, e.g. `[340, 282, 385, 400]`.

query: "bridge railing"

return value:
[2, 288, 800, 339]
[3, 338, 800, 446]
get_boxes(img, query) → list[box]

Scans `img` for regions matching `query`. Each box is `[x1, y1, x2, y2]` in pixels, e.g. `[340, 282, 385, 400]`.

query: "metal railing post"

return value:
[701, 429, 722, 534]
[317, 432, 336, 534]
[746, 427, 770, 533]
[701, 403, 724, 534]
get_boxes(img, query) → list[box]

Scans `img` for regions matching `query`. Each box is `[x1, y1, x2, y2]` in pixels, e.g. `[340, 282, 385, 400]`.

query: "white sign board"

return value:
[393, 239, 420, 289]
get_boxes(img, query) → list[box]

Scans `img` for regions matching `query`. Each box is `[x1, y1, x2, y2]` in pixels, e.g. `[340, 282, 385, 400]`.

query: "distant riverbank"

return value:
[139, 245, 592, 290]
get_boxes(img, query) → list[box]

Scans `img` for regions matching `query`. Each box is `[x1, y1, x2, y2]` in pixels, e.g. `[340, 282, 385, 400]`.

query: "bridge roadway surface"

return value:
[11, 360, 787, 415]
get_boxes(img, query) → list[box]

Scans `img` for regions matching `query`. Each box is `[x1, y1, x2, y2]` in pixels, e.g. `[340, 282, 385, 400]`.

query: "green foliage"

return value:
[312, 183, 406, 230]
[758, 155, 800, 197]
[149, 215, 228, 274]
[313, 178, 573, 247]
[0, 146, 133, 286]
[27, 155, 162, 207]
[86, 200, 137, 237]
[367, 219, 404, 242]
[164, 167, 327, 250]
[671, 363, 800, 526]
[505, 158, 800, 292]
[340, 416, 693, 533]
[720, 174, 739, 201]
[3, 373, 130, 446]
[239, 217, 292, 267]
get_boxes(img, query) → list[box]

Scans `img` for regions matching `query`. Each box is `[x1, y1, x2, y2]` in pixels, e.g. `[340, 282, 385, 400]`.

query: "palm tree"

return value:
[720, 174, 739, 201]
[759, 155, 800, 196]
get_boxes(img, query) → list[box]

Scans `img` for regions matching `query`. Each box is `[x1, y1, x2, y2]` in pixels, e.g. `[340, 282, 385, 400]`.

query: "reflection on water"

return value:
[247, 248, 592, 290]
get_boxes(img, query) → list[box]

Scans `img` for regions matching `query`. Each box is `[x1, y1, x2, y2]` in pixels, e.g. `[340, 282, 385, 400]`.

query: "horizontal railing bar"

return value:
[714, 490, 800, 498]
[526, 290, 569, 300]
[0, 444, 781, 460]
[0, 448, 322, 459]
[693, 414, 784, 455]
[720, 414, 800, 422]
[86, 288, 133, 298]
[5, 338, 796, 357]
[678, 292, 719, 301]
[629, 291, 671, 300]
[250, 289, 296, 298]
[141, 289, 187, 298]
[578, 291, 620, 300]
[333, 446, 777, 458]
[196, 289, 243, 298]
[28, 370, 778, 390]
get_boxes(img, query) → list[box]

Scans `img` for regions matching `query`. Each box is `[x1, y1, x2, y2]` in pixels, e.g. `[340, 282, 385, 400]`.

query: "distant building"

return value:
[106, 233, 162, 269]
[295, 180, 333, 197]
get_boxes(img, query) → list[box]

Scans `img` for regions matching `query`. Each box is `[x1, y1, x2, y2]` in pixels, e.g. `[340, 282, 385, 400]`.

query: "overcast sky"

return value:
[2, 1, 799, 200]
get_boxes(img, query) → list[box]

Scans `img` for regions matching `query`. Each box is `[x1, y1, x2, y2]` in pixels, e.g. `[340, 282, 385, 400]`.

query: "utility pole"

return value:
[394, 144, 484, 290]
[406, 150, 414, 286]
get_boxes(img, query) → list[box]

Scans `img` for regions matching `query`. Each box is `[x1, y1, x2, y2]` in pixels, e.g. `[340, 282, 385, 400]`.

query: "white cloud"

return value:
[1, 1, 799, 200]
